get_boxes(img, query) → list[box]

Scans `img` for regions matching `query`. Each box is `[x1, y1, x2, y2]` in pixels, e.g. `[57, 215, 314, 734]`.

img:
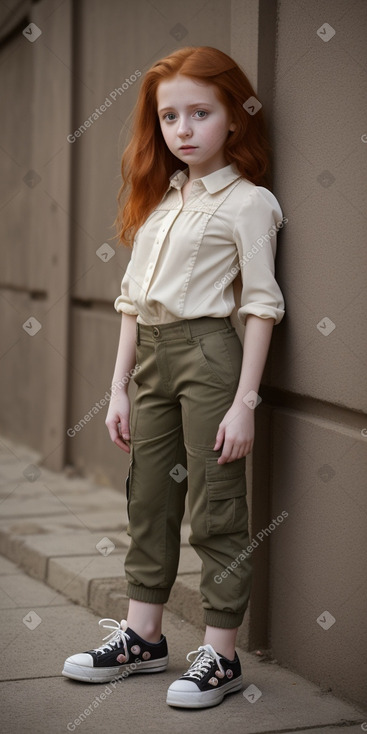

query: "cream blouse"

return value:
[114, 163, 285, 326]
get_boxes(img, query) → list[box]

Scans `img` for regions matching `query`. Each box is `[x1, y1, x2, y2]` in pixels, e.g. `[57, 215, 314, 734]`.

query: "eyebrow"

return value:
[158, 102, 214, 113]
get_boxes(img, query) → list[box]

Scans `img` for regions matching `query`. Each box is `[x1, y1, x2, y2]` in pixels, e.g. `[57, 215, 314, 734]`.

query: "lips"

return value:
[180, 146, 197, 150]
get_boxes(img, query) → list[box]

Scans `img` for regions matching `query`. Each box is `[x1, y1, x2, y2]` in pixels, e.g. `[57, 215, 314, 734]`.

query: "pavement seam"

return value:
[250, 723, 366, 733]
[0, 522, 205, 626]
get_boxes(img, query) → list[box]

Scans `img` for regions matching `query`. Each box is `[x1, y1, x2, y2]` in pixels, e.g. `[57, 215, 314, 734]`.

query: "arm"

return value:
[217, 187, 285, 464]
[213, 314, 274, 464]
[105, 313, 137, 453]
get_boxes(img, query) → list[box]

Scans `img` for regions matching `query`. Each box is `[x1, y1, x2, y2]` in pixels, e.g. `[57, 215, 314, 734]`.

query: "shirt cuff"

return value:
[237, 304, 285, 326]
[113, 296, 139, 315]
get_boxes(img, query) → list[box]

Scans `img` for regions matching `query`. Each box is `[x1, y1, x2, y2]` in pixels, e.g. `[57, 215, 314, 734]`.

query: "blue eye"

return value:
[162, 110, 208, 122]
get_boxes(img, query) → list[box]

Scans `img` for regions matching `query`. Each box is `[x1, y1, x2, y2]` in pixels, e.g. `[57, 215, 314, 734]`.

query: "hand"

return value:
[213, 402, 255, 464]
[105, 389, 131, 453]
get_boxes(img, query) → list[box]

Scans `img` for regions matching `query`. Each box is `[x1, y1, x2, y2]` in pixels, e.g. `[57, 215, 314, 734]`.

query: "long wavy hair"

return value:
[114, 46, 272, 248]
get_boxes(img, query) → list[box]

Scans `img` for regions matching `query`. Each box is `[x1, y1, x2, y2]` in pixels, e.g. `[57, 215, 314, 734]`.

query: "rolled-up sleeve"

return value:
[233, 187, 285, 326]
[113, 257, 139, 315]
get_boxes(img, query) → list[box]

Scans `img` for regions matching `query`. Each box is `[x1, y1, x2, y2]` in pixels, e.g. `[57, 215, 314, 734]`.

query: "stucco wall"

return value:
[268, 0, 367, 707]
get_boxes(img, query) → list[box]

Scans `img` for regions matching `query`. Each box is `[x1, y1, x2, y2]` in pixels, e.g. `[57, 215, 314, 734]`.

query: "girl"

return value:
[62, 46, 285, 709]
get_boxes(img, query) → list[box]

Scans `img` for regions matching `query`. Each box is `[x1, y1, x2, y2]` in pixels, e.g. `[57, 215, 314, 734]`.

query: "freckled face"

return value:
[156, 74, 236, 176]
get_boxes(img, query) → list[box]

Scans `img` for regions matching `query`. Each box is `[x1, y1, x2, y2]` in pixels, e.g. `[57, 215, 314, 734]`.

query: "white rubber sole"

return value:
[62, 655, 169, 683]
[166, 675, 243, 708]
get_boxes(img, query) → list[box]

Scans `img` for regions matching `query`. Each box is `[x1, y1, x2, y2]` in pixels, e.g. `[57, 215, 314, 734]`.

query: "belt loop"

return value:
[136, 321, 140, 346]
[182, 319, 194, 342]
[224, 316, 232, 330]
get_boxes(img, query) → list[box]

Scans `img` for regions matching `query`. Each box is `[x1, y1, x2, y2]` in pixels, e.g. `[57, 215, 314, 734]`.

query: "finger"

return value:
[111, 424, 131, 451]
[114, 437, 131, 453]
[218, 440, 244, 464]
[213, 426, 225, 451]
[117, 420, 130, 442]
[106, 421, 131, 451]
[217, 440, 235, 464]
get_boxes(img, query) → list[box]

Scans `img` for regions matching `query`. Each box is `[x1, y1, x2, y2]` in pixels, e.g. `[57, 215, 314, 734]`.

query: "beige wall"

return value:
[0, 0, 365, 709]
[0, 0, 72, 468]
[268, 0, 367, 709]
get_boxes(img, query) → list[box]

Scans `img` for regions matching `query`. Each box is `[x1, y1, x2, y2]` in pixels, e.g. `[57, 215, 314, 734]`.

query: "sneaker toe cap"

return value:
[168, 679, 199, 693]
[65, 653, 94, 667]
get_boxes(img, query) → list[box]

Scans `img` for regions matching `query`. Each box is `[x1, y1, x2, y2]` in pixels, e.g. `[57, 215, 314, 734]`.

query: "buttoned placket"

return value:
[141, 189, 186, 294]
[140, 178, 243, 307]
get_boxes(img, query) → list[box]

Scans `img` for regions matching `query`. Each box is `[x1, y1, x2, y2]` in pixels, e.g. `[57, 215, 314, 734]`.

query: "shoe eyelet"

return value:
[142, 651, 151, 660]
[117, 653, 127, 663]
[209, 677, 219, 686]
[131, 644, 141, 654]
[226, 669, 233, 679]
[215, 669, 225, 678]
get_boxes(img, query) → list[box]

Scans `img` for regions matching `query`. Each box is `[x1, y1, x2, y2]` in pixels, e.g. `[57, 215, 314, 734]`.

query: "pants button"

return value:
[153, 326, 160, 337]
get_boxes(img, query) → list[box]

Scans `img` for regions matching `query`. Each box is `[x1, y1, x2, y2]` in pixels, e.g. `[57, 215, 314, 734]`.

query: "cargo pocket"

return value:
[205, 456, 247, 535]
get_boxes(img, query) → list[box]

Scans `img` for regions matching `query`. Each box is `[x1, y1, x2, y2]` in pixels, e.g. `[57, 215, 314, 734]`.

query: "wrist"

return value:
[232, 391, 259, 412]
[110, 379, 129, 395]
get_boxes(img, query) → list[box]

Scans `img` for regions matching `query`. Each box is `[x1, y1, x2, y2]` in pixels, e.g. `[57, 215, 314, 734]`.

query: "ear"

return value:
[229, 122, 236, 131]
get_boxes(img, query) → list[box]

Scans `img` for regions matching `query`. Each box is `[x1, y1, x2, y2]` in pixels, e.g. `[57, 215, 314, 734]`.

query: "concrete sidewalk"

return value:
[0, 435, 366, 734]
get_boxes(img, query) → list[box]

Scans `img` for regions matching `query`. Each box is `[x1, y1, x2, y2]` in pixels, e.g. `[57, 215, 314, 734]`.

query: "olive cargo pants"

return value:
[125, 316, 252, 629]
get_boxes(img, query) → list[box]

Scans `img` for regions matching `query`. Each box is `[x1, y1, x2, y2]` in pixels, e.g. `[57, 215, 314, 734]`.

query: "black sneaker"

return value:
[62, 618, 168, 683]
[166, 643, 242, 708]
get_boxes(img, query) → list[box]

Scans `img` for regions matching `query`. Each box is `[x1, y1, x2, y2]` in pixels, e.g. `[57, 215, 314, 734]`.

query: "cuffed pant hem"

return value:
[127, 582, 170, 604]
[204, 609, 245, 629]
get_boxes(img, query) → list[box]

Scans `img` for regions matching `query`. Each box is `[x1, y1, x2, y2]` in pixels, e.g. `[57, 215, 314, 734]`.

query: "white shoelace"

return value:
[91, 618, 130, 659]
[182, 644, 224, 681]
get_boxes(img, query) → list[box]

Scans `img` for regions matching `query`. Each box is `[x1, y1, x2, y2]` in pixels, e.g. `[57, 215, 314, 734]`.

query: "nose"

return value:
[177, 116, 192, 138]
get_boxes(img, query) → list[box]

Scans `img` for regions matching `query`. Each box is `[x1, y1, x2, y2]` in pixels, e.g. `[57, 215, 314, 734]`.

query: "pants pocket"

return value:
[205, 456, 247, 535]
[194, 329, 240, 391]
